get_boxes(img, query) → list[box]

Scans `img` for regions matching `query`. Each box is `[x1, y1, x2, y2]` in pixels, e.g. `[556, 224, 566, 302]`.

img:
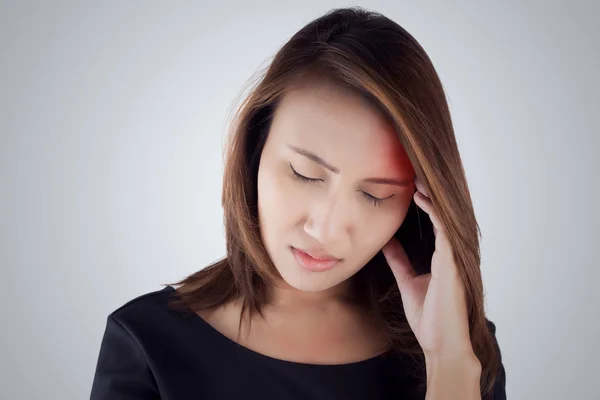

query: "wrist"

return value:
[423, 350, 482, 399]
[424, 342, 479, 365]
[425, 351, 481, 381]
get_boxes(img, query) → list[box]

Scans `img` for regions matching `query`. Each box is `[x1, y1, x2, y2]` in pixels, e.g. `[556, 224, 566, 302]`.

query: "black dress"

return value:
[90, 286, 506, 399]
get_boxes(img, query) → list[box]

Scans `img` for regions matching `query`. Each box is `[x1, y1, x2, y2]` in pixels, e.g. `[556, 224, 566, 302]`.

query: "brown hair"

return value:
[168, 6, 501, 397]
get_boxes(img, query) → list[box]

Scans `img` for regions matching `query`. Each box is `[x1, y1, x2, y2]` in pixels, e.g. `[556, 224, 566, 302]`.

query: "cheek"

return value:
[358, 217, 398, 249]
[257, 168, 301, 236]
[354, 201, 410, 254]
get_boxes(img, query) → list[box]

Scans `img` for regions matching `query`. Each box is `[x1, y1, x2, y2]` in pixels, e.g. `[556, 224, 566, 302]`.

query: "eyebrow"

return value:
[287, 144, 413, 187]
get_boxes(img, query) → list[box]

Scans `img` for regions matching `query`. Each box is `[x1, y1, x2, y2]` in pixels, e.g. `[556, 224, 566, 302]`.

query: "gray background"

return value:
[1, 1, 598, 399]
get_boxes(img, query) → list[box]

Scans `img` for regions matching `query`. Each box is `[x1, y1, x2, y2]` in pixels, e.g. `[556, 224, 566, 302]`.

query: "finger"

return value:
[413, 177, 439, 234]
[414, 176, 428, 197]
[414, 191, 445, 235]
[382, 236, 416, 289]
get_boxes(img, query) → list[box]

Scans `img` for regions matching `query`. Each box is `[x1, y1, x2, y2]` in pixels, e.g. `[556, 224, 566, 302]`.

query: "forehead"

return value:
[269, 81, 412, 174]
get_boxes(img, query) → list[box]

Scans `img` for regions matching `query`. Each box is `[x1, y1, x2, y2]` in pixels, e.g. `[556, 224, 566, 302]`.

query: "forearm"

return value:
[424, 353, 482, 400]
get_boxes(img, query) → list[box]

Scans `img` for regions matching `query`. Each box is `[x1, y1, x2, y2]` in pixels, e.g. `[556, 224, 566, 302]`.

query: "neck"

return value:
[267, 276, 356, 311]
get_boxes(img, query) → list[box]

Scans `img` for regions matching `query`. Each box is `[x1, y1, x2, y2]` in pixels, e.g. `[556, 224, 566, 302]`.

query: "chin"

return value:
[285, 278, 335, 292]
[275, 263, 347, 293]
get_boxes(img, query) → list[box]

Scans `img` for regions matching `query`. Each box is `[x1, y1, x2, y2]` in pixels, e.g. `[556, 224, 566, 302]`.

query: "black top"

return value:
[90, 286, 506, 399]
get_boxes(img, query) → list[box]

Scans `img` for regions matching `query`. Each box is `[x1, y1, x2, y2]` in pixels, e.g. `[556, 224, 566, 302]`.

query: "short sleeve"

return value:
[485, 319, 507, 400]
[90, 314, 160, 400]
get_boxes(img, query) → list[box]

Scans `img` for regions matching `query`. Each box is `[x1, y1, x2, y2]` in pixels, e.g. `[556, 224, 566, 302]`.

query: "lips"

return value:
[295, 248, 340, 261]
[291, 247, 341, 272]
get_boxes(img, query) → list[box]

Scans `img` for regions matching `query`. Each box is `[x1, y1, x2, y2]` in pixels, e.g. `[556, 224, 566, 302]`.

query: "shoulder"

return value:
[106, 285, 192, 341]
[91, 287, 180, 399]
[485, 318, 498, 334]
[483, 318, 507, 400]
[110, 285, 177, 321]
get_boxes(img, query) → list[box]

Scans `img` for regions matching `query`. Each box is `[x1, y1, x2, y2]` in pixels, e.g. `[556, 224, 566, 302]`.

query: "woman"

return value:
[91, 7, 506, 400]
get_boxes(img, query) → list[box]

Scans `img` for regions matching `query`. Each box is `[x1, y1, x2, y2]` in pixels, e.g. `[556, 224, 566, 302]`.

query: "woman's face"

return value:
[257, 80, 416, 293]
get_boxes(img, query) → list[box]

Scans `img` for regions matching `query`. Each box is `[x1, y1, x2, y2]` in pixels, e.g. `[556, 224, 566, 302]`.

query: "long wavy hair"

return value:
[168, 6, 501, 397]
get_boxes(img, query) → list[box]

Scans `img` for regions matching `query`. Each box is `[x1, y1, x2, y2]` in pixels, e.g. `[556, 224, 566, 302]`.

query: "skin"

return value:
[201, 78, 481, 398]
[257, 78, 416, 303]
[383, 179, 482, 399]
[200, 78, 416, 364]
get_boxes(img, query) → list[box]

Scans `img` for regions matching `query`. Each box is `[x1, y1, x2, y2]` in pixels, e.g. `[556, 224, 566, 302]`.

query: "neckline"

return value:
[164, 285, 394, 368]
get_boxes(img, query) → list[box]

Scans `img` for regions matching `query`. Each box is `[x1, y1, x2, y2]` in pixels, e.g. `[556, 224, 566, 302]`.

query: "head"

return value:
[257, 76, 416, 295]
[171, 6, 500, 397]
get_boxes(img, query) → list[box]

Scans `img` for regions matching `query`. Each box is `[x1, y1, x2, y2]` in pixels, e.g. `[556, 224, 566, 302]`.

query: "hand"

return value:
[381, 177, 474, 360]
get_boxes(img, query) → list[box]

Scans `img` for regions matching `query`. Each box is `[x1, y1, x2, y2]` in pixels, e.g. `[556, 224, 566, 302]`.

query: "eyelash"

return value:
[289, 163, 385, 208]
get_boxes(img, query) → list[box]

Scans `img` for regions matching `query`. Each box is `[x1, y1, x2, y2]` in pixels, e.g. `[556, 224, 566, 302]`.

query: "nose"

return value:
[303, 189, 351, 245]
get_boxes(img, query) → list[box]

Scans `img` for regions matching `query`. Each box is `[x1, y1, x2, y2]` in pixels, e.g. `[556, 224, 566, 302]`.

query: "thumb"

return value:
[382, 237, 416, 290]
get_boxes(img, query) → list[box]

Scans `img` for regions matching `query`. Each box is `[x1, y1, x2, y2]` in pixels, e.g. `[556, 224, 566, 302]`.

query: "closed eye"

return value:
[289, 162, 393, 207]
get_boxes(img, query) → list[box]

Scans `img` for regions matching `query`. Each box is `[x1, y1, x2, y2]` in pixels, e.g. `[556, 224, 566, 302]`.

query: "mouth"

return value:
[290, 246, 341, 272]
